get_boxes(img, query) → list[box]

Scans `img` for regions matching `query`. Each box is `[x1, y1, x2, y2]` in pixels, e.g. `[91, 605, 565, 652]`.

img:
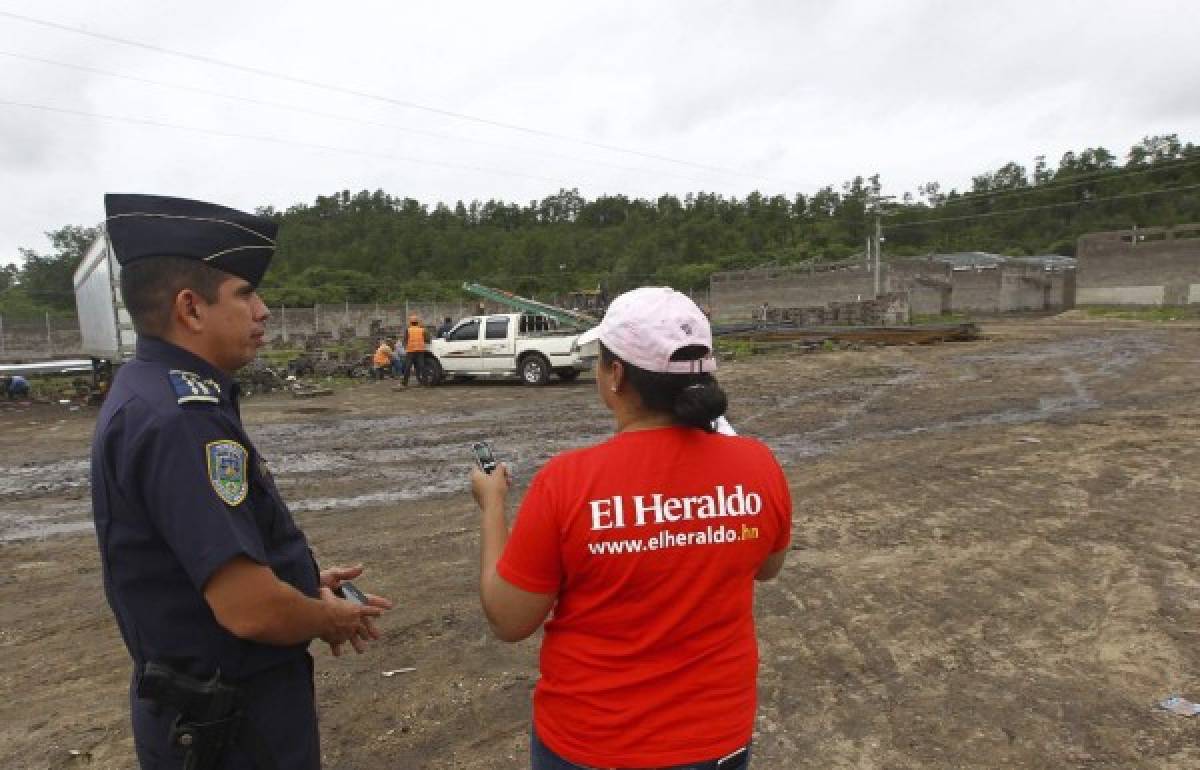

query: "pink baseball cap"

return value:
[577, 287, 717, 373]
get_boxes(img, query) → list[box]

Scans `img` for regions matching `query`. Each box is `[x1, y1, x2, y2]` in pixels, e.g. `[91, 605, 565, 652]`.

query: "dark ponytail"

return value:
[600, 343, 728, 432]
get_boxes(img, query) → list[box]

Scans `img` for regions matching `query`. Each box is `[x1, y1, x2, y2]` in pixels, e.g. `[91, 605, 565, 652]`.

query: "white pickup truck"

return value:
[425, 312, 590, 385]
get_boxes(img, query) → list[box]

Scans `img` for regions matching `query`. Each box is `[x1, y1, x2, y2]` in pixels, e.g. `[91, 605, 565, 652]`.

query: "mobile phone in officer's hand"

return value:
[337, 581, 369, 606]
[472, 441, 498, 474]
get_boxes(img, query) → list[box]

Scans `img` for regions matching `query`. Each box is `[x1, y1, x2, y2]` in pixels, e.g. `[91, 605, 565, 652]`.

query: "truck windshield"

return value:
[449, 320, 480, 341]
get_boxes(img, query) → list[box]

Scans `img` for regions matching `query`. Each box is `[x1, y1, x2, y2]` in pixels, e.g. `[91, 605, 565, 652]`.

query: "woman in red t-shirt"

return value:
[471, 287, 793, 770]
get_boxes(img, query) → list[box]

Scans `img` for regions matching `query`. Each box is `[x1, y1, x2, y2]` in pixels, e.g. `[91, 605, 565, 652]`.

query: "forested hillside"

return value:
[5, 133, 1198, 312]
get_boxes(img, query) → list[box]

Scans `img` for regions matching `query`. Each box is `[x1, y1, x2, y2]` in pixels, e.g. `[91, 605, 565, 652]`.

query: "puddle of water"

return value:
[1, 518, 94, 541]
[290, 476, 465, 513]
[0, 458, 91, 497]
[0, 500, 92, 543]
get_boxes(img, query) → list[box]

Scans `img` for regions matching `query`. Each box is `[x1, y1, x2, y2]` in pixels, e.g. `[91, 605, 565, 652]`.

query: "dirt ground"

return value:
[2, 317, 1199, 769]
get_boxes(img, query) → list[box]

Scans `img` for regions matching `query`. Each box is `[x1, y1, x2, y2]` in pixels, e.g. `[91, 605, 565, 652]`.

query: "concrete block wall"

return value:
[948, 268, 1003, 313]
[766, 306, 830, 325]
[999, 265, 1053, 312]
[1048, 270, 1077, 309]
[765, 292, 910, 327]
[887, 261, 952, 315]
[713, 257, 1074, 319]
[711, 261, 875, 320]
[1076, 224, 1200, 305]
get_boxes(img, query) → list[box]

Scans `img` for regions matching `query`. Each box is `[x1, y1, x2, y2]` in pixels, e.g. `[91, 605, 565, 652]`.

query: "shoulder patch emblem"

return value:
[170, 369, 221, 405]
[207, 440, 249, 506]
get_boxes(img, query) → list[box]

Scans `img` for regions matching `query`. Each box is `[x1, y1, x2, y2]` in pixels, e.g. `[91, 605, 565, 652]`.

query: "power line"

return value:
[887, 182, 1200, 230]
[0, 49, 734, 189]
[0, 9, 809, 190]
[917, 152, 1200, 209]
[0, 99, 570, 185]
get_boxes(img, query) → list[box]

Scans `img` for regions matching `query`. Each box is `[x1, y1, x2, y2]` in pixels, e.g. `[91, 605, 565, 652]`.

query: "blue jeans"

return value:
[531, 728, 750, 770]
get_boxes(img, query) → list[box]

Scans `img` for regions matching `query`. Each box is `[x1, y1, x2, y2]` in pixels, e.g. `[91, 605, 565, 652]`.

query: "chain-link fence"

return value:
[271, 300, 506, 346]
[1, 288, 713, 360]
[0, 313, 82, 359]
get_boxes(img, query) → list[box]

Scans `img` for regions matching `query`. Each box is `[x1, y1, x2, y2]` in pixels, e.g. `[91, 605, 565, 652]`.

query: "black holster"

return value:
[137, 662, 265, 770]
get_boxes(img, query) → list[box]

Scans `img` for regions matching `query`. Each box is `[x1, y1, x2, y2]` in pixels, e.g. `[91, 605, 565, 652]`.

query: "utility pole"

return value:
[868, 193, 896, 298]
[874, 211, 882, 298]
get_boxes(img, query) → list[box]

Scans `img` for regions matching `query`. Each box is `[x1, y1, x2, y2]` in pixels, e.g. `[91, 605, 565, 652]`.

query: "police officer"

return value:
[90, 194, 392, 769]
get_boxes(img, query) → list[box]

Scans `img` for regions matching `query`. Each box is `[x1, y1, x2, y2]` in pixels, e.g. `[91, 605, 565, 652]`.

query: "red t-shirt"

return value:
[497, 426, 792, 768]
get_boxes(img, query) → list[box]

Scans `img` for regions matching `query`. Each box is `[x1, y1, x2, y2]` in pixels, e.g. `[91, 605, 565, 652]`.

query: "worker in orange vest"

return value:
[401, 316, 427, 387]
[372, 338, 394, 380]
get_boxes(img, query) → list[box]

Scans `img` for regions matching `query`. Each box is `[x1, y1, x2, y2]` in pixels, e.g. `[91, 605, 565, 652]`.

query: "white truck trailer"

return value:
[73, 227, 137, 367]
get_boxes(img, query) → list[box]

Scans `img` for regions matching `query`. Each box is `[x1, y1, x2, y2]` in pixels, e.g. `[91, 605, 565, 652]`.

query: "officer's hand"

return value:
[320, 564, 363, 590]
[349, 590, 394, 654]
[318, 586, 384, 657]
[470, 463, 511, 511]
[319, 566, 395, 653]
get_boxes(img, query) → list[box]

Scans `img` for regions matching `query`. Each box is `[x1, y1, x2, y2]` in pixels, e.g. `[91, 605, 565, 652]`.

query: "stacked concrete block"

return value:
[763, 292, 910, 327]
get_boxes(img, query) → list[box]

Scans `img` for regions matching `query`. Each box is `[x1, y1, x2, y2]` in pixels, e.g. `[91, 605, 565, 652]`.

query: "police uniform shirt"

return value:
[91, 335, 320, 680]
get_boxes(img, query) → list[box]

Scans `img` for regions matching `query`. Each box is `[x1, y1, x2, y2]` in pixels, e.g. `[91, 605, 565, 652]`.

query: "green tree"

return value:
[17, 224, 99, 309]
[0, 263, 17, 291]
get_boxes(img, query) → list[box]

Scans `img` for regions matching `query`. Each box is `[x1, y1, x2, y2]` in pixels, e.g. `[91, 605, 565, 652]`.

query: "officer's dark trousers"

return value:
[131, 655, 319, 769]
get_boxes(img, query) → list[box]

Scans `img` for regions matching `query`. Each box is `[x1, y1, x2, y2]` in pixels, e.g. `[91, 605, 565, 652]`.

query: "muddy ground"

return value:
[2, 317, 1199, 769]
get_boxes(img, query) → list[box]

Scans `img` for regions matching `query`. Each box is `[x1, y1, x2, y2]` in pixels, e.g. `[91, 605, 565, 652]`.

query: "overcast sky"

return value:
[3, 0, 1198, 266]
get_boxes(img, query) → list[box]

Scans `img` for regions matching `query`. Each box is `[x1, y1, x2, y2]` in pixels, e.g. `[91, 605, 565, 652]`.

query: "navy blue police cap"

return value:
[104, 193, 278, 288]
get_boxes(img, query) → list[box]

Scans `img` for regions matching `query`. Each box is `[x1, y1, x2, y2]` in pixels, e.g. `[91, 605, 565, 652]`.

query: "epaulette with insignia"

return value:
[169, 369, 222, 405]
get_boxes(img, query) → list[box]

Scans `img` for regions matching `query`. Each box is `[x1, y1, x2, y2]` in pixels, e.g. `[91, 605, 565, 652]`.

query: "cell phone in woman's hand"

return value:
[472, 441, 498, 474]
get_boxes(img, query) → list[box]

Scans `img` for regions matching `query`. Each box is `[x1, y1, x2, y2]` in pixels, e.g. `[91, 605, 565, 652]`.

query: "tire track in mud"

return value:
[736, 330, 1164, 465]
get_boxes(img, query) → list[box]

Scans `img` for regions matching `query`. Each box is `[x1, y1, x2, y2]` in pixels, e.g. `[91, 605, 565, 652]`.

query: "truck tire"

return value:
[519, 354, 551, 386]
[555, 368, 581, 382]
[419, 357, 443, 386]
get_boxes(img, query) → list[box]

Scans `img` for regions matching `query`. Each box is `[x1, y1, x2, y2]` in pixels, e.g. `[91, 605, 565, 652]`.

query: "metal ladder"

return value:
[461, 282, 597, 329]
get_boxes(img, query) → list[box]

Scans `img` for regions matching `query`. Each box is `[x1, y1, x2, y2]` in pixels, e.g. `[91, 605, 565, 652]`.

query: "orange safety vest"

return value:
[406, 325, 426, 352]
[373, 344, 393, 367]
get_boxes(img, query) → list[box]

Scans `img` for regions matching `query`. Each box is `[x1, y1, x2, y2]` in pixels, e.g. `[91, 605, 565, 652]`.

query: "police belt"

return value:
[137, 662, 279, 770]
